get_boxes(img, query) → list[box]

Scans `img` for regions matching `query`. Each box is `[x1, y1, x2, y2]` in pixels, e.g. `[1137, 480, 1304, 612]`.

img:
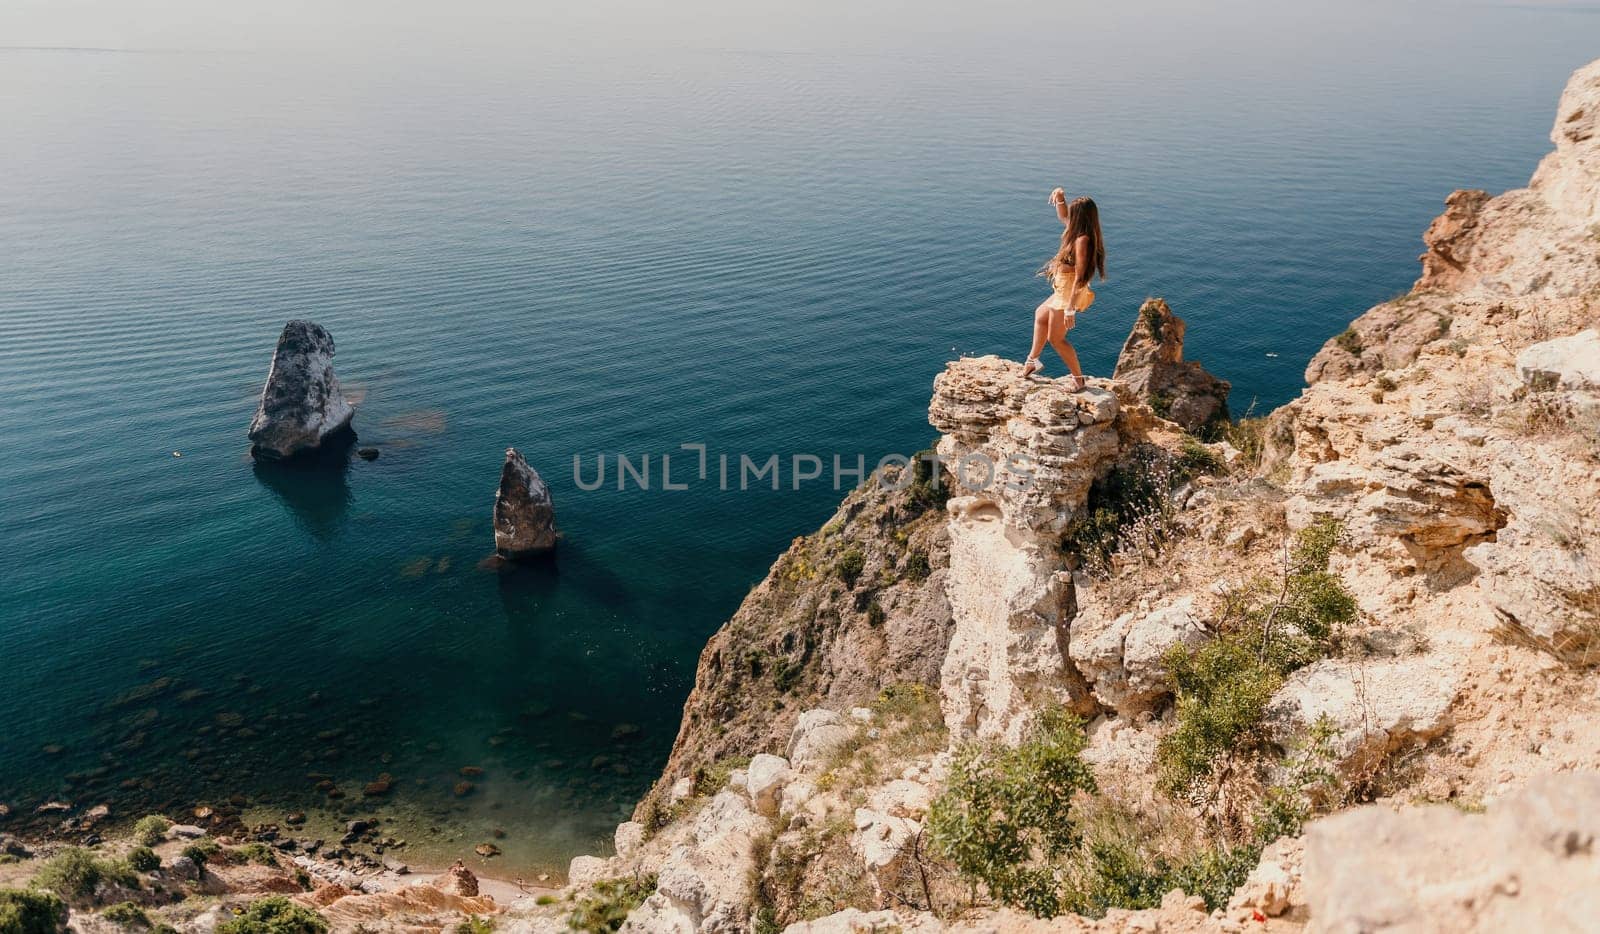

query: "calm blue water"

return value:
[1, 2, 1594, 870]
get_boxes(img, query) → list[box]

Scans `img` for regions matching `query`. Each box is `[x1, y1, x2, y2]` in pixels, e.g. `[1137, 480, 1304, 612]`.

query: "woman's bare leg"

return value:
[1023, 301, 1056, 376]
[1048, 314, 1085, 388]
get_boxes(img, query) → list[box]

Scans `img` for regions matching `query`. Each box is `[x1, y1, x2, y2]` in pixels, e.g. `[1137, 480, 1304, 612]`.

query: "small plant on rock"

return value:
[566, 875, 656, 934]
[215, 896, 327, 934]
[130, 816, 171, 848]
[835, 548, 866, 586]
[1156, 518, 1356, 795]
[99, 901, 151, 929]
[31, 848, 135, 900]
[126, 848, 159, 874]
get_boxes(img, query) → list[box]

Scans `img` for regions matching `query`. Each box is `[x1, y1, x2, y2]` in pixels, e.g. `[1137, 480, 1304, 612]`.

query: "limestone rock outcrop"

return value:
[493, 448, 558, 558]
[1266, 652, 1461, 779]
[1069, 595, 1209, 717]
[1416, 188, 1491, 292]
[1112, 298, 1231, 434]
[930, 356, 1121, 741]
[1303, 772, 1600, 932]
[248, 320, 355, 459]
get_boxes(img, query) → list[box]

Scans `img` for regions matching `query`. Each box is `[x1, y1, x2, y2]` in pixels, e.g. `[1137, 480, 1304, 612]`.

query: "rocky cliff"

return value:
[492, 58, 1600, 934]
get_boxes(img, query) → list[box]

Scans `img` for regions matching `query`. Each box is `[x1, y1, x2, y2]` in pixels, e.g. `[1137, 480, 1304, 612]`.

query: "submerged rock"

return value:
[493, 448, 558, 558]
[1113, 298, 1231, 434]
[248, 320, 356, 459]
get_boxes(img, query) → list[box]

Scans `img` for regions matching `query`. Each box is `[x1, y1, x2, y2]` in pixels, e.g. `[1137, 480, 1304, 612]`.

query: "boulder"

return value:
[1112, 298, 1231, 434]
[1069, 595, 1208, 717]
[787, 710, 851, 773]
[493, 448, 558, 558]
[567, 855, 615, 889]
[744, 754, 791, 818]
[613, 821, 646, 861]
[1517, 328, 1600, 391]
[248, 320, 356, 459]
[1265, 653, 1460, 779]
[1303, 773, 1600, 932]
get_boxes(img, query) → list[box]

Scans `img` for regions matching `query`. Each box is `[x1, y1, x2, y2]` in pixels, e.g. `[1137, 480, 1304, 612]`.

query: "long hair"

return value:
[1039, 196, 1106, 283]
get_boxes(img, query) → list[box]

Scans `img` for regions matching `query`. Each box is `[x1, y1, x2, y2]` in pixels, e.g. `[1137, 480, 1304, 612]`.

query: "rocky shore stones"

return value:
[1112, 298, 1232, 434]
[248, 320, 356, 460]
[493, 448, 558, 558]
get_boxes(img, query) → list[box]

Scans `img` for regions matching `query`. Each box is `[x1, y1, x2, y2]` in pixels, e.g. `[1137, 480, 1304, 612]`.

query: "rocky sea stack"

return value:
[493, 448, 557, 559]
[248, 320, 356, 460]
[1112, 297, 1232, 434]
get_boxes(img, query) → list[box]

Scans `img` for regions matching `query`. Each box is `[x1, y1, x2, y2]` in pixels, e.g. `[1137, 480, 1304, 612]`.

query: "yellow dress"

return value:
[1047, 268, 1096, 313]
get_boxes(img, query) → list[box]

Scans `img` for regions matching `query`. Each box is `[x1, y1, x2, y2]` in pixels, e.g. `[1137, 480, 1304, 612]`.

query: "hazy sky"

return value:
[9, 0, 1594, 55]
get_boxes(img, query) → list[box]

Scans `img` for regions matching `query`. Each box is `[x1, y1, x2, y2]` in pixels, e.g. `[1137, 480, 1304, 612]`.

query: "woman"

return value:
[1022, 188, 1106, 389]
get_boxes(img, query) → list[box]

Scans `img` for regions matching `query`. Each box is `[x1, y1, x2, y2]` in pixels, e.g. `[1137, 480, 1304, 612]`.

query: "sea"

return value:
[2, 0, 1595, 873]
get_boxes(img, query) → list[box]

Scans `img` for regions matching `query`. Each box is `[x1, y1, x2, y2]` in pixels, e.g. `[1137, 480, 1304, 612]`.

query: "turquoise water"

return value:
[1, 2, 1594, 871]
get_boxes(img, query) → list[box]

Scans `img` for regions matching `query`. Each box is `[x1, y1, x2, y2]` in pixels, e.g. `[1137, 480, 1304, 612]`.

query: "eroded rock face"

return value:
[248, 320, 355, 459]
[1112, 299, 1231, 434]
[1416, 188, 1491, 292]
[1069, 595, 1209, 717]
[493, 448, 557, 558]
[1517, 328, 1600, 391]
[1303, 773, 1600, 932]
[930, 356, 1122, 741]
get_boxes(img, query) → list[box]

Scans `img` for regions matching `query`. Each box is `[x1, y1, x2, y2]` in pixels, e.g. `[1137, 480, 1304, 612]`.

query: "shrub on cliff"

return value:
[926, 708, 1097, 917]
[1156, 518, 1356, 795]
[215, 896, 327, 934]
[1063, 444, 1178, 574]
[130, 816, 170, 848]
[125, 848, 159, 873]
[0, 889, 67, 934]
[31, 848, 137, 901]
[566, 875, 656, 933]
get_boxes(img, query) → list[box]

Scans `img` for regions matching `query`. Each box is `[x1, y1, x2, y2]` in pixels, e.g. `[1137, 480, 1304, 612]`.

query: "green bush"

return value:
[835, 548, 865, 586]
[567, 875, 656, 933]
[1156, 518, 1356, 794]
[1335, 328, 1363, 356]
[927, 708, 1097, 917]
[901, 551, 931, 581]
[1177, 437, 1225, 478]
[215, 897, 327, 934]
[905, 448, 951, 516]
[30, 848, 135, 900]
[99, 901, 150, 929]
[453, 916, 493, 934]
[230, 844, 276, 867]
[130, 816, 171, 848]
[693, 756, 750, 798]
[0, 888, 67, 934]
[126, 848, 159, 874]
[180, 841, 219, 869]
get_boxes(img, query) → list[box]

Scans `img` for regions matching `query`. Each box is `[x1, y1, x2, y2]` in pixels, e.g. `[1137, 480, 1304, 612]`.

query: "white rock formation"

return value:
[1070, 595, 1208, 717]
[788, 709, 852, 772]
[248, 319, 355, 459]
[1266, 652, 1461, 779]
[1303, 772, 1600, 932]
[930, 356, 1121, 741]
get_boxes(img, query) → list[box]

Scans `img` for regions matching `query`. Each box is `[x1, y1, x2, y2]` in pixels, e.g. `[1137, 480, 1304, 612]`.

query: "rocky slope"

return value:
[505, 57, 1600, 934]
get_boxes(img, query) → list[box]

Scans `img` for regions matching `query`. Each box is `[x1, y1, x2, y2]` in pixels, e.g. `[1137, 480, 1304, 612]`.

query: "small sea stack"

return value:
[248, 320, 356, 460]
[493, 447, 558, 559]
[1112, 297, 1231, 434]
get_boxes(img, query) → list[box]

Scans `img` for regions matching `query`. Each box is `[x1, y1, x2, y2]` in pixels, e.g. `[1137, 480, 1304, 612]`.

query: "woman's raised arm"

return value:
[1051, 187, 1069, 225]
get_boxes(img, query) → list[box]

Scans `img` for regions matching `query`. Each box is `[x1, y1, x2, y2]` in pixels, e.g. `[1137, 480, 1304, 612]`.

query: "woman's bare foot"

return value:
[1022, 357, 1043, 379]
